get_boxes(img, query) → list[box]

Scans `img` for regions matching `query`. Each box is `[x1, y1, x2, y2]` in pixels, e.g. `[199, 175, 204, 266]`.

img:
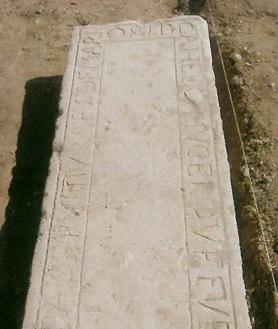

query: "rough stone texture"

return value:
[23, 16, 251, 329]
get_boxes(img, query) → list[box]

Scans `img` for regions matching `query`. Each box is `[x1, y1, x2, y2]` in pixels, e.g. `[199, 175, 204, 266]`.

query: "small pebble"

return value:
[258, 244, 264, 252]
[35, 8, 43, 15]
[231, 75, 244, 86]
[230, 52, 242, 62]
[268, 82, 276, 90]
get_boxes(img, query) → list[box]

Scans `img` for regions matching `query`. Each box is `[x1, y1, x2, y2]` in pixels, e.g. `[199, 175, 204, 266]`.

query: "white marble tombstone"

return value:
[23, 17, 251, 329]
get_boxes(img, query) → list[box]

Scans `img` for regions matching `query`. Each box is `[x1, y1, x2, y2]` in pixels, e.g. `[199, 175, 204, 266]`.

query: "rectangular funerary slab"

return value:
[23, 16, 251, 329]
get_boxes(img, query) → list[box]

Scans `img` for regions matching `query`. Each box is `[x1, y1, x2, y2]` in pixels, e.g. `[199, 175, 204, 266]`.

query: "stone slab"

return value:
[23, 16, 251, 329]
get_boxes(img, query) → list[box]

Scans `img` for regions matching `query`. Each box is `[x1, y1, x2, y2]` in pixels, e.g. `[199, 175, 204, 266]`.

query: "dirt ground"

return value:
[0, 0, 277, 328]
[205, 1, 278, 328]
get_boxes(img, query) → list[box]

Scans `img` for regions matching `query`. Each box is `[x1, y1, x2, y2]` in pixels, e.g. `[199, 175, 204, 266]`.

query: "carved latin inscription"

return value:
[37, 31, 104, 329]
[81, 20, 198, 42]
[175, 34, 236, 328]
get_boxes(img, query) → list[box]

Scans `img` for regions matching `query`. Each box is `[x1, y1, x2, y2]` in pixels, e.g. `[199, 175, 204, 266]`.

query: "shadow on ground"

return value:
[0, 76, 62, 329]
[189, 0, 205, 14]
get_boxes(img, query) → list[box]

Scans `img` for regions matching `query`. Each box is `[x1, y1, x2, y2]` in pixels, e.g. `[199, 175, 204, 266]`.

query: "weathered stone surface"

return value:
[23, 17, 251, 329]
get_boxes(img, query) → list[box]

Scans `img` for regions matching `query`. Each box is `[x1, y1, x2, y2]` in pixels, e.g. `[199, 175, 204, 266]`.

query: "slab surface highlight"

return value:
[23, 17, 251, 329]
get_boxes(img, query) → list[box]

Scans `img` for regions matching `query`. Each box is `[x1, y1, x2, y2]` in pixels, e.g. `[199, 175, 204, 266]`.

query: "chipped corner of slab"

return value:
[23, 16, 251, 329]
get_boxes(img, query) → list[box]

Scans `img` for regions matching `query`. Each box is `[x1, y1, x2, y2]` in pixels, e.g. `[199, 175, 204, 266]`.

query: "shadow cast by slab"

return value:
[189, 0, 205, 14]
[0, 76, 62, 329]
[176, 0, 205, 13]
